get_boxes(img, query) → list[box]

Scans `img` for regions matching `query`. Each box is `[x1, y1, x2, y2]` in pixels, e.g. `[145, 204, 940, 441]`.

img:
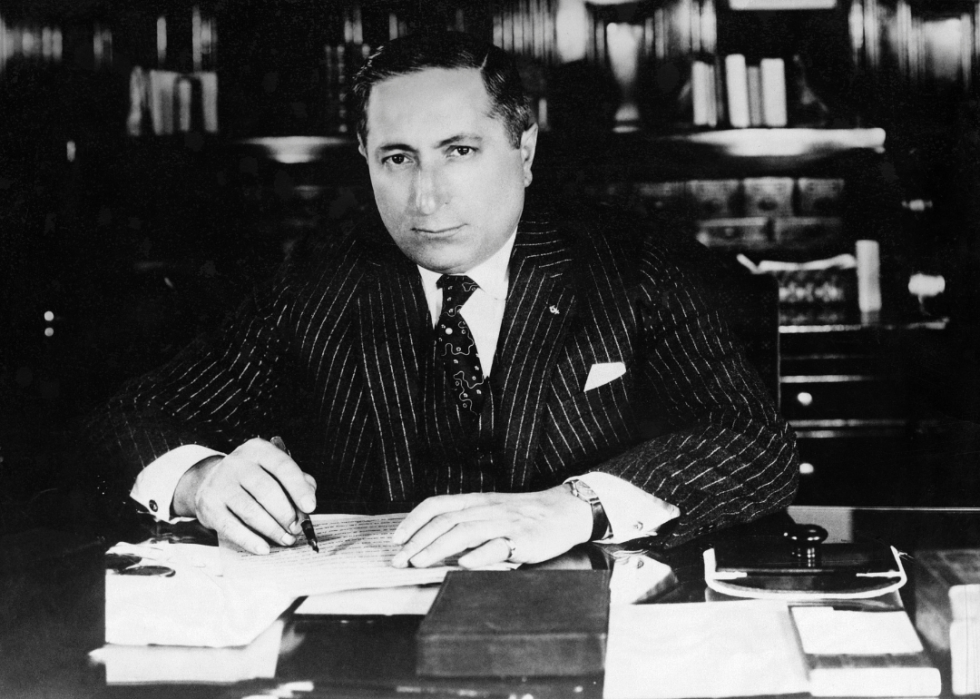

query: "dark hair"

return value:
[352, 32, 533, 149]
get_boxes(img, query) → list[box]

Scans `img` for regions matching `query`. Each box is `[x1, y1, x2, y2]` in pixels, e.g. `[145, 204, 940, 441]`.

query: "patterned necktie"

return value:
[435, 274, 487, 415]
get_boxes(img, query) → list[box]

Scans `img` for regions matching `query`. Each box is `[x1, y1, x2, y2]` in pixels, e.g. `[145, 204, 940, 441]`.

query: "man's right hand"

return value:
[172, 438, 317, 554]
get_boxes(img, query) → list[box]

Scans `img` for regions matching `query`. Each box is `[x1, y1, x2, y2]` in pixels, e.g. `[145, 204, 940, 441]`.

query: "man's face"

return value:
[360, 67, 537, 274]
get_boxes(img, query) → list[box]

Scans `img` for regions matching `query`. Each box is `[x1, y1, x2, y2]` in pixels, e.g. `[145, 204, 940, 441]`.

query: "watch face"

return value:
[570, 480, 599, 503]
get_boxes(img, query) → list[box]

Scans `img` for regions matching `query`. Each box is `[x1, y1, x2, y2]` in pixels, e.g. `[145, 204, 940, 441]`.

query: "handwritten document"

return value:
[220, 513, 501, 597]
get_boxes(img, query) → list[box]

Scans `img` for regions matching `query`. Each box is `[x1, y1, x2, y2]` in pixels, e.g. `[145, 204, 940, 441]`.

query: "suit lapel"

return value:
[357, 230, 428, 502]
[494, 214, 579, 490]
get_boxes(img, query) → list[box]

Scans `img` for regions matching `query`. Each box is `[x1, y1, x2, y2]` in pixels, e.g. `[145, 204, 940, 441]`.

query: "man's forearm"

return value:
[591, 417, 799, 545]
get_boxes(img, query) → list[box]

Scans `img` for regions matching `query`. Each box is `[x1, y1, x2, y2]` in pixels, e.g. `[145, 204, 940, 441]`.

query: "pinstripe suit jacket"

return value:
[91, 203, 798, 546]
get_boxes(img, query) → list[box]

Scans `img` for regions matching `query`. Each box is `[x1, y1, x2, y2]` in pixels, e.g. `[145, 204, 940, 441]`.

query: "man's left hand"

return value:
[390, 485, 594, 568]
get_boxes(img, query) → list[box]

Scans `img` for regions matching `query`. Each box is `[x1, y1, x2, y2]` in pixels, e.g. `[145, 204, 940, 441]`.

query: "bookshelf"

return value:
[570, 0, 976, 507]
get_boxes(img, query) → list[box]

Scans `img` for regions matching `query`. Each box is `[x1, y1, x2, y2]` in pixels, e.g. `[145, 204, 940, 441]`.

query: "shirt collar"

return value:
[417, 227, 517, 301]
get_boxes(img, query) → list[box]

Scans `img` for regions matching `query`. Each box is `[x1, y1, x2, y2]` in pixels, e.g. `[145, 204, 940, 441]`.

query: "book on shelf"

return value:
[761, 58, 788, 127]
[914, 549, 980, 695]
[146, 70, 219, 136]
[747, 65, 763, 126]
[688, 54, 786, 130]
[713, 55, 727, 126]
[725, 54, 750, 128]
[692, 60, 716, 127]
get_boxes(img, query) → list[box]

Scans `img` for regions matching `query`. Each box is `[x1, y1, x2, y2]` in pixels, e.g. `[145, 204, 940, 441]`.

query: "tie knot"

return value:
[437, 274, 479, 310]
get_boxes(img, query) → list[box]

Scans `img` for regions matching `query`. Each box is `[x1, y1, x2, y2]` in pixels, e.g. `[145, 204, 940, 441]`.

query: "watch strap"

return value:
[567, 479, 611, 542]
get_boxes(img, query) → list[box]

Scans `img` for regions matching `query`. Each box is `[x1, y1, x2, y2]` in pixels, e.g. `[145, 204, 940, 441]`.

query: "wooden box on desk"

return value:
[0, 530, 104, 683]
[416, 570, 611, 677]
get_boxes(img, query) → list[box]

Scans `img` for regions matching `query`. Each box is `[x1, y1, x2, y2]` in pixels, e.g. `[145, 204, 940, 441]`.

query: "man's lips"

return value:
[412, 224, 464, 236]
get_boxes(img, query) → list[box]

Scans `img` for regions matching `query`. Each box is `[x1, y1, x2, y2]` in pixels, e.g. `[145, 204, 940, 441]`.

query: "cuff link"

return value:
[500, 536, 518, 562]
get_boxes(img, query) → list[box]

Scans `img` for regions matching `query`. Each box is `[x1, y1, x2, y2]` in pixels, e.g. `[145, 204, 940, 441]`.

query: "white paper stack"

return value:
[604, 601, 809, 698]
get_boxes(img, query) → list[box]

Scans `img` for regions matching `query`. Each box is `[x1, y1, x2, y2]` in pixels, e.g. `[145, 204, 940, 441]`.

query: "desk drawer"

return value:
[793, 432, 913, 506]
[781, 376, 904, 420]
[781, 354, 883, 377]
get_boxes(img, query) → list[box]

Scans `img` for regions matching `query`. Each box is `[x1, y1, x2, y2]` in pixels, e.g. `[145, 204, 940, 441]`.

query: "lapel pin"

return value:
[549, 305, 560, 315]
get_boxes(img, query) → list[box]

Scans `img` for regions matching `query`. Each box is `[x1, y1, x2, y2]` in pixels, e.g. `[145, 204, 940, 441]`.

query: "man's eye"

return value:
[384, 154, 409, 166]
[451, 146, 474, 157]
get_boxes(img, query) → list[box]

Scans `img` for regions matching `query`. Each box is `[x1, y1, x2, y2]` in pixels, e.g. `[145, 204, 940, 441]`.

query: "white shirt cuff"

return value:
[570, 472, 680, 543]
[130, 445, 224, 523]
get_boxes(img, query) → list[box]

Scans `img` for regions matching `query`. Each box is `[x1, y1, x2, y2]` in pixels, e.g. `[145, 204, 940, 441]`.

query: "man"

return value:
[90, 33, 798, 568]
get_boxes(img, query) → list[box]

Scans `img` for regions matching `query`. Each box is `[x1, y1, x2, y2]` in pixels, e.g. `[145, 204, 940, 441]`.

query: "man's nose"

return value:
[411, 165, 445, 215]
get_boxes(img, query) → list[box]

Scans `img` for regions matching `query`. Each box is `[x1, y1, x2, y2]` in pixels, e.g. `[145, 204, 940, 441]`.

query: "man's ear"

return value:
[357, 136, 367, 160]
[520, 123, 538, 187]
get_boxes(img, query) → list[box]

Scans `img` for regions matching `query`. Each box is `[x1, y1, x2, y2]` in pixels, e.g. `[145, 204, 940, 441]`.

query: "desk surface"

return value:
[6, 506, 980, 699]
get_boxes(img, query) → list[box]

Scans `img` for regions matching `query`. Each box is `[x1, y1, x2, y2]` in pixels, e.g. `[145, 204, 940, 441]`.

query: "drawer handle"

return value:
[796, 391, 814, 407]
[799, 462, 815, 476]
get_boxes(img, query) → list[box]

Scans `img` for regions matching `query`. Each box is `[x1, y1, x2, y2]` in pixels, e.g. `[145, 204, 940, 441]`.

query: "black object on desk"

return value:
[0, 529, 105, 695]
[711, 523, 904, 595]
[416, 569, 611, 677]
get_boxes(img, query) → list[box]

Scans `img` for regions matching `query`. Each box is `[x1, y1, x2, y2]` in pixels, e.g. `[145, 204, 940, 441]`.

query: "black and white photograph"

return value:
[1, 1, 979, 697]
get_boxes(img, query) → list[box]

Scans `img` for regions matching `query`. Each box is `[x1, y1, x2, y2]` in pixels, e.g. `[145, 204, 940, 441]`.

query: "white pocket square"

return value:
[583, 362, 626, 392]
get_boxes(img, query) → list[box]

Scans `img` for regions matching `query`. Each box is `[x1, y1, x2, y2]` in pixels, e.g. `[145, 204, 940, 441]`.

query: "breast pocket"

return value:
[551, 370, 637, 451]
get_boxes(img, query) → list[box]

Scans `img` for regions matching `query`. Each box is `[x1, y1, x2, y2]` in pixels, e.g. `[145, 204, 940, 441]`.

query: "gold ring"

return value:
[500, 537, 517, 562]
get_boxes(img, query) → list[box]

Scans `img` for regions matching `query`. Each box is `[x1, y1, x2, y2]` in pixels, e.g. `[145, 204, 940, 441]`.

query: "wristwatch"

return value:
[567, 479, 611, 542]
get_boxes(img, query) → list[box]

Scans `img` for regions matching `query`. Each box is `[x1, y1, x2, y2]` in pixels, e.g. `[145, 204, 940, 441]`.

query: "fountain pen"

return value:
[270, 436, 320, 553]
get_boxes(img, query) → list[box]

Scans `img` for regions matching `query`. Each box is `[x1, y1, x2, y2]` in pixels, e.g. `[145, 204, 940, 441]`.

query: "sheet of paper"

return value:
[791, 607, 925, 655]
[92, 619, 283, 684]
[603, 601, 809, 699]
[105, 541, 294, 648]
[220, 513, 511, 597]
[295, 584, 441, 615]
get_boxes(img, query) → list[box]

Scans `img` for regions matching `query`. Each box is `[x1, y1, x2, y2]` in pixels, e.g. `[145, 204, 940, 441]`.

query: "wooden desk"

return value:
[5, 507, 980, 699]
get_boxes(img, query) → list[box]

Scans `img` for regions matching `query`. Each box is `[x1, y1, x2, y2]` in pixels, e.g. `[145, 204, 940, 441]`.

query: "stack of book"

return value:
[692, 54, 786, 129]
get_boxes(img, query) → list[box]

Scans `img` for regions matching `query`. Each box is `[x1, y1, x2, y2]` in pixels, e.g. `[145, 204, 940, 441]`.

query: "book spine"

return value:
[706, 62, 718, 127]
[760, 57, 787, 127]
[856, 239, 882, 314]
[200, 71, 218, 133]
[713, 54, 727, 125]
[692, 60, 712, 126]
[747, 65, 763, 126]
[725, 54, 750, 128]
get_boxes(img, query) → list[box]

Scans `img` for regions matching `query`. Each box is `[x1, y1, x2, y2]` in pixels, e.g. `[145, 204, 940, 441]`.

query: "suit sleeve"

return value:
[593, 241, 799, 546]
[85, 264, 297, 522]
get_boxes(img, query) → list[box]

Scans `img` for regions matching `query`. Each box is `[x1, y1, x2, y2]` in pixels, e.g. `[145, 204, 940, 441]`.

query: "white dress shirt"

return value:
[131, 230, 680, 541]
